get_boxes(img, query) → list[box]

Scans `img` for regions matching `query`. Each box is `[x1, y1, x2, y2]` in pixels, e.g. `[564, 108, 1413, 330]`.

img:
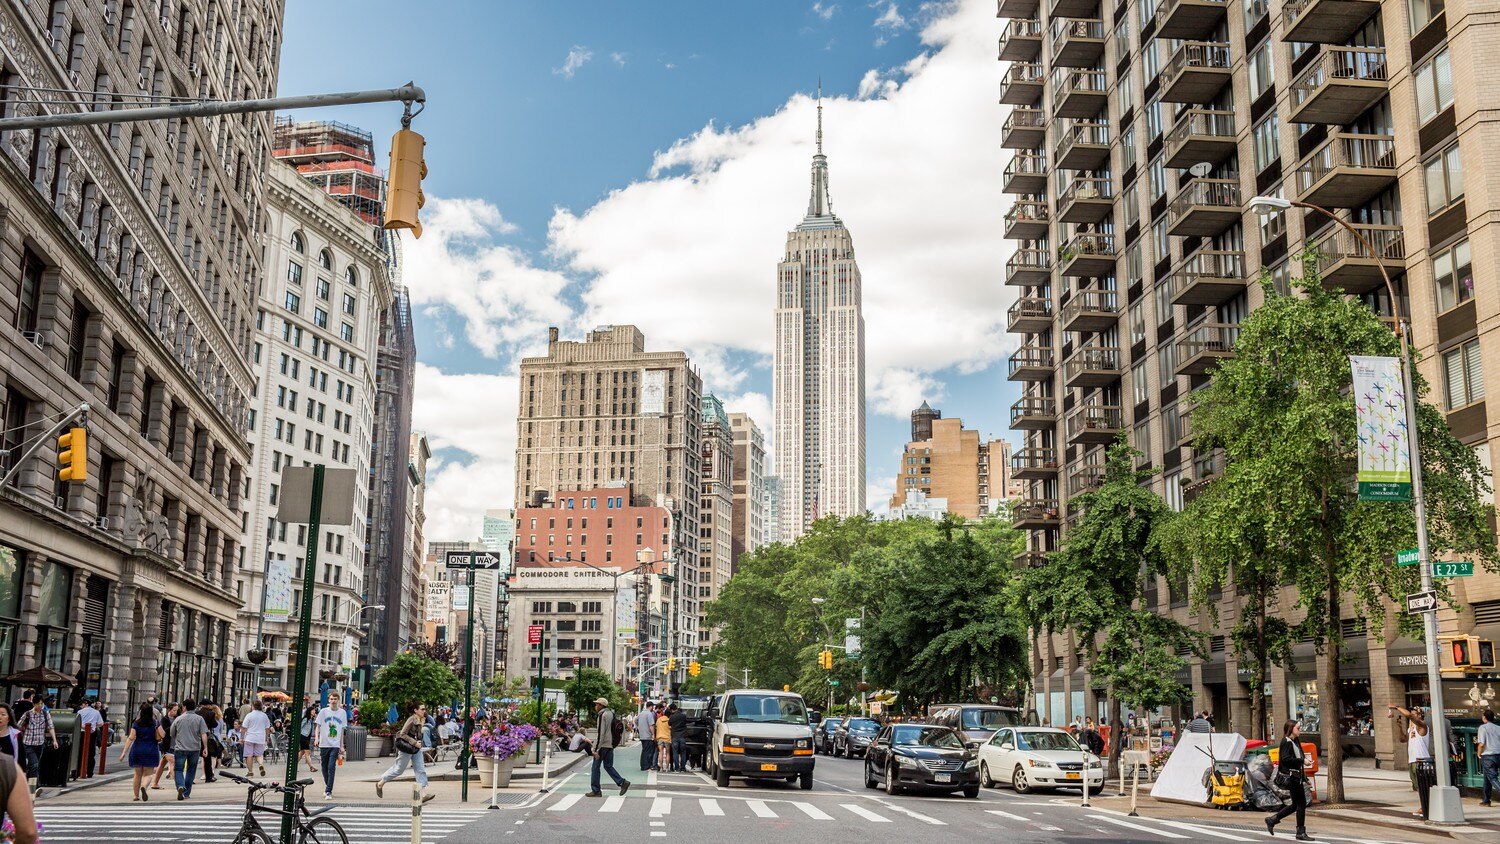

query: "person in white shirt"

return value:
[314, 699, 347, 800]
[76, 699, 104, 777]
[240, 700, 271, 777]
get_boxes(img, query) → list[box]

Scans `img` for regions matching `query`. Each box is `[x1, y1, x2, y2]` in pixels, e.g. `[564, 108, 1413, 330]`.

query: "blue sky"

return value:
[278, 0, 1017, 540]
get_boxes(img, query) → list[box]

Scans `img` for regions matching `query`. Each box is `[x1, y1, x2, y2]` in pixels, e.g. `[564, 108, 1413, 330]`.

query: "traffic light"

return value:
[384, 128, 426, 238]
[783, 684, 790, 692]
[818, 649, 833, 670]
[689, 661, 701, 677]
[667, 657, 677, 672]
[56, 427, 86, 482]
[1447, 636, 1497, 670]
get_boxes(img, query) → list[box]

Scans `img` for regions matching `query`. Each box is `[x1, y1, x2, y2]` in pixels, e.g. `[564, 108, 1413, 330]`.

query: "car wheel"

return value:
[715, 760, 730, 788]
[800, 771, 814, 790]
[962, 785, 980, 798]
[1012, 765, 1031, 794]
[864, 760, 878, 789]
[885, 764, 900, 795]
[980, 761, 995, 788]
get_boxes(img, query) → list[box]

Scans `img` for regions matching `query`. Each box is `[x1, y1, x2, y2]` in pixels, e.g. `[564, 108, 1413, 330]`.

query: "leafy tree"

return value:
[405, 640, 462, 669]
[1176, 257, 1495, 801]
[564, 667, 617, 715]
[485, 674, 534, 703]
[368, 651, 462, 712]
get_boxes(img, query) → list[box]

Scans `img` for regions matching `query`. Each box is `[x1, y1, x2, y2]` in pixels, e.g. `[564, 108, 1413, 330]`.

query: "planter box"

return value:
[365, 734, 392, 758]
[477, 755, 519, 788]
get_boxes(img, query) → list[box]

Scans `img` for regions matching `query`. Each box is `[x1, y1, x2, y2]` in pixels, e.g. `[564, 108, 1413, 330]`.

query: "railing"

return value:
[1166, 108, 1236, 145]
[1189, 449, 1226, 488]
[1013, 498, 1062, 523]
[1063, 344, 1122, 381]
[1065, 403, 1124, 438]
[1060, 176, 1114, 205]
[1291, 47, 1388, 108]
[1008, 295, 1053, 323]
[1060, 232, 1116, 261]
[1004, 108, 1047, 136]
[1164, 41, 1231, 86]
[1058, 122, 1110, 159]
[1157, 0, 1230, 28]
[1067, 454, 1107, 496]
[1168, 178, 1240, 219]
[1061, 288, 1118, 322]
[1295, 133, 1396, 194]
[1009, 344, 1055, 376]
[1282, 0, 1355, 29]
[1311, 222, 1405, 269]
[1175, 248, 1244, 282]
[1178, 320, 1240, 361]
[1050, 17, 1106, 45]
[1006, 200, 1051, 229]
[1005, 153, 1049, 180]
[1000, 18, 1044, 51]
[1011, 395, 1058, 425]
[1004, 62, 1046, 87]
[1008, 248, 1052, 275]
[1055, 68, 1109, 96]
[1011, 447, 1060, 474]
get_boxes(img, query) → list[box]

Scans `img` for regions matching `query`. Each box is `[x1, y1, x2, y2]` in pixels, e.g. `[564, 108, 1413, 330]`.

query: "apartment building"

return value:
[1000, 0, 1500, 778]
[728, 411, 766, 566]
[891, 402, 1013, 519]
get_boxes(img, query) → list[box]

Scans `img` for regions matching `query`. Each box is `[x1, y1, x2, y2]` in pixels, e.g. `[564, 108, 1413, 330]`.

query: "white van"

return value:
[706, 689, 816, 789]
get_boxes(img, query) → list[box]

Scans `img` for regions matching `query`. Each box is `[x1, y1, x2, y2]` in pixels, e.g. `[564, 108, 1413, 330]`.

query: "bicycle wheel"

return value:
[298, 817, 349, 844]
[232, 828, 273, 844]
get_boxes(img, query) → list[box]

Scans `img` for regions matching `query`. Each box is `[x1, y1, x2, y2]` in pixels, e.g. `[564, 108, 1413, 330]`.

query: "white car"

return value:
[976, 726, 1105, 793]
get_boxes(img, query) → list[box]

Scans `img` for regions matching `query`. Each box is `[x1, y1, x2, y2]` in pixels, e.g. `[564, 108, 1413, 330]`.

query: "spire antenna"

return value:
[816, 79, 823, 156]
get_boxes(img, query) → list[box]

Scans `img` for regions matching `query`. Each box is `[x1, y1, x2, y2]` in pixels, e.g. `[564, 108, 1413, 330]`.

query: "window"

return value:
[1120, 124, 1137, 174]
[1244, 0, 1269, 29]
[284, 292, 300, 313]
[1152, 218, 1170, 266]
[1258, 182, 1286, 244]
[341, 323, 354, 342]
[318, 249, 333, 270]
[290, 231, 304, 253]
[1409, 0, 1444, 31]
[1123, 182, 1140, 229]
[1157, 338, 1179, 384]
[1129, 299, 1146, 345]
[286, 260, 302, 286]
[1118, 64, 1136, 114]
[1134, 420, 1151, 456]
[1423, 143, 1463, 214]
[66, 299, 89, 381]
[1132, 362, 1149, 404]
[1414, 47, 1452, 123]
[315, 279, 329, 300]
[1164, 470, 1185, 512]
[1444, 339, 1483, 409]
[341, 293, 356, 316]
[15, 249, 44, 333]
[1149, 156, 1166, 201]
[345, 266, 358, 287]
[1433, 239, 1472, 313]
[313, 308, 328, 329]
[1146, 97, 1163, 141]
[1253, 113, 1280, 172]
[1248, 43, 1274, 99]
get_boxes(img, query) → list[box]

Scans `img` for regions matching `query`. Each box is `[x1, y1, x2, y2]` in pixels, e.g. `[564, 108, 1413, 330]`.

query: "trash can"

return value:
[41, 708, 78, 788]
[345, 725, 367, 762]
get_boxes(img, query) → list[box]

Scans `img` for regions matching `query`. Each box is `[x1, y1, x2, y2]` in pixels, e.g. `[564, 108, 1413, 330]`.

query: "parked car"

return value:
[814, 717, 845, 755]
[976, 726, 1104, 794]
[927, 703, 1027, 746]
[833, 717, 879, 758]
[863, 724, 980, 797]
[707, 689, 816, 790]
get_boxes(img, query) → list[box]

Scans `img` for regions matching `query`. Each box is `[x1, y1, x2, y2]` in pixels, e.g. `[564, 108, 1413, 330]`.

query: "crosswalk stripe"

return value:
[699, 798, 724, 816]
[878, 801, 946, 826]
[746, 799, 778, 818]
[841, 803, 891, 823]
[1154, 820, 1257, 841]
[649, 796, 672, 817]
[1091, 813, 1189, 839]
[793, 801, 833, 820]
[600, 796, 626, 812]
[986, 808, 1032, 822]
[549, 793, 583, 812]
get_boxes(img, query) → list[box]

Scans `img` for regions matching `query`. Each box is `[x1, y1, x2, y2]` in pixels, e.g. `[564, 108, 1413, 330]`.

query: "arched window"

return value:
[318, 249, 332, 270]
[289, 230, 304, 253]
[345, 266, 358, 287]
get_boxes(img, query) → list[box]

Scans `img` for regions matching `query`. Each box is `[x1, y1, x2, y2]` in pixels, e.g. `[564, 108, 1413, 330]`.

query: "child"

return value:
[225, 724, 244, 768]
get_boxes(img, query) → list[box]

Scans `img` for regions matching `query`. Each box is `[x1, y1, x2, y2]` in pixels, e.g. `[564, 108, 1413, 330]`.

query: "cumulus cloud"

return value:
[873, 2, 907, 30]
[554, 45, 593, 79]
[412, 364, 519, 541]
[870, 368, 944, 418]
[811, 1, 840, 19]
[856, 68, 898, 99]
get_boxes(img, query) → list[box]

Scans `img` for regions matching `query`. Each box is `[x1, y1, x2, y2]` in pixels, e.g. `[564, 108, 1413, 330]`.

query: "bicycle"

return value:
[223, 771, 348, 844]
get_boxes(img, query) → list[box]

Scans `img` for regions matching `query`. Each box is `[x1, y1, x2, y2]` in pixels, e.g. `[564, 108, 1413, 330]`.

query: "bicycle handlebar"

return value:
[224, 772, 315, 792]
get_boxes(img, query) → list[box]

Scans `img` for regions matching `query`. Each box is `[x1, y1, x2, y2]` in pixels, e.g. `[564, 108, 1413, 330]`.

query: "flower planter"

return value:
[476, 754, 518, 788]
[515, 742, 534, 768]
[364, 734, 386, 759]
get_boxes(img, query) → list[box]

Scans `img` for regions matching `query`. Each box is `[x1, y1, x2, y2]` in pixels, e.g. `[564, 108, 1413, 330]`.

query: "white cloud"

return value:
[856, 68, 898, 99]
[867, 479, 896, 515]
[722, 390, 774, 453]
[873, 2, 907, 30]
[412, 364, 519, 541]
[869, 368, 944, 418]
[811, 2, 840, 19]
[610, 51, 628, 67]
[554, 45, 593, 79]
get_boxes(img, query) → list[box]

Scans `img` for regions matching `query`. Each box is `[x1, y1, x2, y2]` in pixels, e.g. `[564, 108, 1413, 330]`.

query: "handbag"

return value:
[395, 733, 422, 755]
[1272, 767, 1294, 789]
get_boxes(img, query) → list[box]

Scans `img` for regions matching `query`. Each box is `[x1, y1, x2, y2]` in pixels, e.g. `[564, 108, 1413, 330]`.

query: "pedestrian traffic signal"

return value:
[689, 661, 701, 676]
[56, 427, 86, 482]
[1446, 635, 1497, 670]
[783, 684, 790, 692]
[384, 128, 426, 238]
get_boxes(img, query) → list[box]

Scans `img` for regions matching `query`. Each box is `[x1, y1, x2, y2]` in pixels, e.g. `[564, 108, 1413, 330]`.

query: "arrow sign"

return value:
[443, 550, 504, 570]
[1406, 590, 1439, 615]
[474, 551, 503, 570]
[444, 551, 471, 568]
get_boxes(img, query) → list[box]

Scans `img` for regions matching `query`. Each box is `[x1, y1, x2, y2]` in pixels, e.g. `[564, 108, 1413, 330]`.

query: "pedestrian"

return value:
[169, 698, 209, 800]
[1477, 709, 1500, 807]
[152, 703, 180, 790]
[375, 703, 435, 802]
[77, 697, 104, 777]
[0, 704, 18, 760]
[1081, 718, 1104, 757]
[0, 752, 38, 844]
[197, 698, 223, 782]
[668, 704, 688, 772]
[585, 697, 631, 798]
[655, 705, 672, 771]
[297, 703, 320, 773]
[118, 702, 164, 802]
[636, 704, 657, 770]
[14, 692, 56, 794]
[1266, 719, 1312, 840]
[1390, 703, 1435, 818]
[315, 697, 347, 800]
[240, 699, 271, 778]
[1188, 711, 1212, 734]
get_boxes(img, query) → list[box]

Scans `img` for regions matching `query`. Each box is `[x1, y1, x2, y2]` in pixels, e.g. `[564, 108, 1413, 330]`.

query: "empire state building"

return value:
[773, 92, 867, 540]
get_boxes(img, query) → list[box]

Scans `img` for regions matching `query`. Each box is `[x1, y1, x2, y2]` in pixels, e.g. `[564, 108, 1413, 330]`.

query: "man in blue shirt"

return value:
[1478, 709, 1500, 807]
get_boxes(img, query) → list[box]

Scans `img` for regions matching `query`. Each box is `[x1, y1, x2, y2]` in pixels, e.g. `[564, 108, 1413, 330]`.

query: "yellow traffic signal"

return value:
[384, 128, 427, 238]
[57, 427, 87, 482]
[689, 661, 701, 677]
[818, 650, 833, 670]
[783, 684, 790, 692]
[667, 657, 677, 672]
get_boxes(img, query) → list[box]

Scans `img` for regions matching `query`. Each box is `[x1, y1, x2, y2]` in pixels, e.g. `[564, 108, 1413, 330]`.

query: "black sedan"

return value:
[814, 717, 845, 755]
[864, 724, 980, 797]
[833, 717, 880, 758]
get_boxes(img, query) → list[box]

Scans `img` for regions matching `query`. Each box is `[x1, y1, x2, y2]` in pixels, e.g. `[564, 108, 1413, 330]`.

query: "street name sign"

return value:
[1406, 590, 1439, 615]
[1396, 549, 1420, 566]
[1433, 561, 1474, 578]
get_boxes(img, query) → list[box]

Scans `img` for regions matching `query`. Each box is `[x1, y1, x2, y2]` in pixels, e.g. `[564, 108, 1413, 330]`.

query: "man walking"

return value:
[169, 699, 209, 800]
[14, 696, 56, 794]
[586, 697, 631, 798]
[668, 704, 688, 772]
[636, 704, 657, 771]
[1478, 709, 1500, 807]
[315, 698, 348, 800]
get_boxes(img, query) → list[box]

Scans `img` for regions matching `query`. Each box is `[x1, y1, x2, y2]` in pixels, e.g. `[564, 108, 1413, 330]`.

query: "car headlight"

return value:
[962, 759, 979, 770]
[1088, 760, 1103, 769]
[728, 736, 742, 747]
[897, 755, 922, 768]
[795, 739, 809, 749]
[1027, 758, 1055, 768]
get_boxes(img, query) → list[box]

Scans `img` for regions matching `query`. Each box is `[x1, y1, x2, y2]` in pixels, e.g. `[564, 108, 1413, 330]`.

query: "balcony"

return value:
[1058, 176, 1114, 224]
[1064, 344, 1122, 388]
[1011, 395, 1058, 430]
[1008, 295, 1054, 333]
[1167, 178, 1242, 237]
[1008, 343, 1056, 381]
[1155, 0, 1229, 39]
[1165, 249, 1246, 307]
[1013, 497, 1062, 529]
[1049, 0, 1101, 17]
[1051, 18, 1106, 68]
[1282, 0, 1380, 45]
[1011, 447, 1060, 480]
[1003, 153, 1048, 194]
[1000, 62, 1045, 105]
[1061, 288, 1118, 333]
[1164, 109, 1237, 169]
[1054, 69, 1108, 119]
[1184, 449, 1226, 502]
[1002, 108, 1047, 149]
[1014, 550, 1049, 568]
[1058, 232, 1116, 278]
[1290, 47, 1388, 125]
[1161, 42, 1232, 104]
[997, 0, 1042, 18]
[1176, 321, 1239, 376]
[1066, 402, 1123, 445]
[1005, 200, 1051, 240]
[999, 19, 1044, 61]
[1056, 122, 1110, 171]
[1294, 132, 1396, 208]
[1006, 248, 1052, 287]
[1066, 455, 1106, 496]
[1311, 223, 1406, 295]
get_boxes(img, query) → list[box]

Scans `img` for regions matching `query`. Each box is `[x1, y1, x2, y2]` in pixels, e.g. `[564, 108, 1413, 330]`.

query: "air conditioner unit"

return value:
[21, 330, 46, 348]
[198, 192, 206, 206]
[54, 495, 67, 509]
[104, 10, 115, 26]
[188, 62, 201, 77]
[188, 175, 196, 190]
[159, 14, 170, 30]
[95, 516, 110, 530]
[69, 70, 81, 87]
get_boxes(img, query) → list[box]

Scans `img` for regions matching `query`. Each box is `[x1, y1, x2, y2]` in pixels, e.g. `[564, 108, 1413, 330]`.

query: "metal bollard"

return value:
[410, 782, 422, 844]
[1128, 761, 1141, 817]
[539, 738, 554, 795]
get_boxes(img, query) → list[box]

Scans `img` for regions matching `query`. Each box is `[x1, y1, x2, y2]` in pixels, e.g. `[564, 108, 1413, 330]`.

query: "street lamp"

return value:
[1251, 195, 1460, 823]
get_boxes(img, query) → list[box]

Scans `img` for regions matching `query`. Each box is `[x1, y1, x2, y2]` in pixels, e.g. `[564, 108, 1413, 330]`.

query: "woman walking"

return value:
[240, 699, 272, 777]
[0, 703, 20, 759]
[118, 703, 164, 801]
[298, 703, 320, 773]
[198, 699, 224, 783]
[374, 703, 435, 803]
[654, 705, 672, 771]
[150, 703, 180, 790]
[1267, 719, 1313, 841]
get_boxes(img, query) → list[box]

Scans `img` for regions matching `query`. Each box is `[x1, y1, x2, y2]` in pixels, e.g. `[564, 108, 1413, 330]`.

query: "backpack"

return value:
[609, 711, 624, 745]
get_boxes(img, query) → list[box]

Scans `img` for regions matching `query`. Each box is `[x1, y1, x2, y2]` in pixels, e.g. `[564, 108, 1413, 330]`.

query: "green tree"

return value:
[1177, 257, 1495, 801]
[405, 640, 462, 669]
[564, 667, 618, 715]
[368, 651, 462, 712]
[485, 674, 534, 704]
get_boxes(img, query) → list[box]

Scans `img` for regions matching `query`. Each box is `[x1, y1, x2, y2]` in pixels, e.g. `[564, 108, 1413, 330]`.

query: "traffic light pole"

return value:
[0, 402, 89, 487]
[460, 553, 477, 803]
[534, 631, 545, 765]
[0, 83, 425, 131]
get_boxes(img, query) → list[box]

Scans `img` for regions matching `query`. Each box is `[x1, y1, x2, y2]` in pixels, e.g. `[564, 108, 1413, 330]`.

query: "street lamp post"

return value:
[1251, 196, 1461, 823]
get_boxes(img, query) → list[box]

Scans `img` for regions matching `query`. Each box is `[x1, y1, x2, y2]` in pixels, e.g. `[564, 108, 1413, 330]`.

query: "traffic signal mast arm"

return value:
[0, 402, 89, 487]
[0, 83, 426, 131]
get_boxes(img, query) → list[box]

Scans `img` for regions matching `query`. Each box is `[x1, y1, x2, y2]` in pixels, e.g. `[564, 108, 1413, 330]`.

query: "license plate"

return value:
[1065, 772, 1081, 780]
[935, 773, 952, 783]
[760, 763, 778, 771]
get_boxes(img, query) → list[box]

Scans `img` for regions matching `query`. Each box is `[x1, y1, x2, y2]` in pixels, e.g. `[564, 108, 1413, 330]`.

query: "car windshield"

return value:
[725, 694, 809, 725]
[890, 726, 963, 749]
[846, 719, 878, 732]
[961, 708, 1021, 730]
[1015, 730, 1081, 752]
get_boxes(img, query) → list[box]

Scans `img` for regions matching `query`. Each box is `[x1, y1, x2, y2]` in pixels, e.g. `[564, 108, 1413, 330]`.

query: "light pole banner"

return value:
[263, 559, 294, 622]
[1351, 355, 1412, 501]
[425, 581, 451, 622]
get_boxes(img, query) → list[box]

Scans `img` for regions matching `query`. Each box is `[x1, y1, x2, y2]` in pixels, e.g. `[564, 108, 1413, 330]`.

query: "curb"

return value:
[35, 770, 135, 799]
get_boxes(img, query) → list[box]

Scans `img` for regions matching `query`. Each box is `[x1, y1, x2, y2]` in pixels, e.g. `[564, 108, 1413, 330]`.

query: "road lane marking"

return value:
[746, 799, 777, 818]
[873, 799, 946, 825]
[700, 798, 724, 816]
[842, 803, 891, 823]
[600, 796, 625, 812]
[1092, 813, 1189, 838]
[1151, 820, 1257, 841]
[793, 801, 834, 820]
[548, 794, 582, 812]
[986, 808, 1031, 822]
[649, 796, 672, 817]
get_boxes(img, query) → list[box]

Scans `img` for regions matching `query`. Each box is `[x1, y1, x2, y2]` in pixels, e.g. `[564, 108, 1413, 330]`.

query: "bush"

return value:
[369, 652, 462, 713]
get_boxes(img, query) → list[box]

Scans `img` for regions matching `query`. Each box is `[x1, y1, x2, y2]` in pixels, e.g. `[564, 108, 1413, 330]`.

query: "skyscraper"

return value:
[773, 91, 867, 541]
[728, 412, 767, 566]
[699, 395, 735, 629]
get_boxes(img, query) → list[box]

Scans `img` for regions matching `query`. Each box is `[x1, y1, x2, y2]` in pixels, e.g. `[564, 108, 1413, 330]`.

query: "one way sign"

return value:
[1406, 590, 1439, 615]
[444, 550, 504, 570]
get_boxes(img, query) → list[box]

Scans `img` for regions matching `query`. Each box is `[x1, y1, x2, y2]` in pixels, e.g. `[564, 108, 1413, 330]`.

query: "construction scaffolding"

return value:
[273, 117, 387, 226]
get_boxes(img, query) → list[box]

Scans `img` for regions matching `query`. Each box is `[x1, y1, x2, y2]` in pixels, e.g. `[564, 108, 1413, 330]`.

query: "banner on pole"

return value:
[263, 559, 294, 622]
[1350, 356, 1412, 501]
[425, 581, 451, 622]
